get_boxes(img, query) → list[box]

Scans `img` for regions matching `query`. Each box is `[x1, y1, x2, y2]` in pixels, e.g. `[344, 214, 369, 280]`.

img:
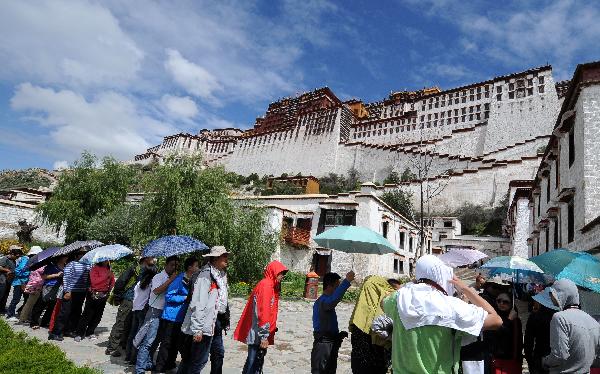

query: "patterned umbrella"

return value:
[53, 240, 104, 257]
[141, 235, 208, 258]
[313, 226, 397, 255]
[481, 255, 546, 284]
[80, 244, 133, 265]
[531, 249, 600, 293]
[438, 248, 488, 267]
[26, 246, 61, 270]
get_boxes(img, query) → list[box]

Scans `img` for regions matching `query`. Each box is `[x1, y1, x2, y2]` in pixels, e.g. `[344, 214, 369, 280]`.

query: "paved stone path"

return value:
[6, 297, 355, 374]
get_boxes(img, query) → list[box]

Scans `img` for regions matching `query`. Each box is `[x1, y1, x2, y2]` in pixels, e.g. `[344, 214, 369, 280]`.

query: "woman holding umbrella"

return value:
[29, 255, 68, 329]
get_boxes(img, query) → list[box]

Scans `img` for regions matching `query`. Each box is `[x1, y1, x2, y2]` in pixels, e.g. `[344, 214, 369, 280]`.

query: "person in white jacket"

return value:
[178, 246, 230, 374]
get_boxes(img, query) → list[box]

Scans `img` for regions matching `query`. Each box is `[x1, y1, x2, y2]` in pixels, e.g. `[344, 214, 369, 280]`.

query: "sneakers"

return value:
[88, 334, 98, 340]
[74, 336, 82, 342]
[110, 350, 122, 357]
[7, 316, 18, 322]
[105, 348, 113, 356]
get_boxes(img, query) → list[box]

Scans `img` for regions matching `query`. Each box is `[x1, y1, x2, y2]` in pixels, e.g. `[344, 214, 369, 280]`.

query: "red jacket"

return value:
[234, 261, 288, 345]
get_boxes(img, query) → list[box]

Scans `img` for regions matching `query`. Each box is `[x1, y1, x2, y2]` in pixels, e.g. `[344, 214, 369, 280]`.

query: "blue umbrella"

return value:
[142, 235, 208, 257]
[26, 246, 61, 270]
[80, 244, 133, 265]
[530, 249, 600, 292]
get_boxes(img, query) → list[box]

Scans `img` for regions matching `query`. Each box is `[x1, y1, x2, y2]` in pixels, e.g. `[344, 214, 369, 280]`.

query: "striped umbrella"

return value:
[80, 244, 133, 265]
[53, 240, 103, 257]
[142, 235, 208, 257]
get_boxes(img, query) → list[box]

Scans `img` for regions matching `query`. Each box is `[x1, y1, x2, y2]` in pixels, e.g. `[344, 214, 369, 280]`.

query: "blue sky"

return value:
[1, 0, 598, 170]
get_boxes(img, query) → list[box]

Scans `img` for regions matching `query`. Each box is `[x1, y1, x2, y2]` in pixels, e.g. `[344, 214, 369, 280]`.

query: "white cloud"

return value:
[53, 160, 69, 170]
[161, 95, 199, 119]
[10, 83, 174, 160]
[402, 0, 600, 79]
[164, 50, 222, 104]
[0, 0, 143, 88]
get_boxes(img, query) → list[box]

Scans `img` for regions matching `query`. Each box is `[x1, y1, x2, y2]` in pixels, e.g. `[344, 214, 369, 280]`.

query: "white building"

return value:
[425, 216, 462, 242]
[234, 186, 430, 280]
[505, 180, 533, 257]
[527, 61, 600, 257]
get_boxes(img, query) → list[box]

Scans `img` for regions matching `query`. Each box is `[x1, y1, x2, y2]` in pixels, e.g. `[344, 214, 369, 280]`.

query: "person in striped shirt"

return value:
[48, 250, 90, 341]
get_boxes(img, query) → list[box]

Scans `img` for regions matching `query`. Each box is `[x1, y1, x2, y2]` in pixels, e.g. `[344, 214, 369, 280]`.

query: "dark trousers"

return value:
[242, 344, 267, 374]
[76, 294, 107, 337]
[126, 309, 147, 362]
[51, 291, 87, 336]
[155, 320, 182, 371]
[7, 285, 24, 318]
[311, 336, 341, 374]
[177, 318, 225, 374]
[0, 279, 12, 313]
[108, 299, 133, 351]
[30, 296, 56, 328]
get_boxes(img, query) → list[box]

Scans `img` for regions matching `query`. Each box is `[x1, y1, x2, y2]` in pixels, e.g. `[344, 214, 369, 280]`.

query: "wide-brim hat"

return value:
[28, 246, 43, 256]
[532, 287, 560, 311]
[202, 245, 230, 258]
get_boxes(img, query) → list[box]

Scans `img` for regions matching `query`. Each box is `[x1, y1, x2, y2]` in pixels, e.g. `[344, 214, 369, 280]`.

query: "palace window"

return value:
[539, 85, 545, 93]
[399, 232, 405, 248]
[382, 222, 389, 238]
[545, 226, 550, 253]
[497, 86, 503, 93]
[554, 220, 559, 248]
[546, 178, 551, 203]
[497, 94, 503, 101]
[567, 198, 574, 243]
[569, 125, 575, 167]
[539, 76, 545, 84]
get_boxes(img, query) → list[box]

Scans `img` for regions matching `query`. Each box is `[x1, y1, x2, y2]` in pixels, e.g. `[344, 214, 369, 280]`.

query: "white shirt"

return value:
[148, 270, 169, 310]
[132, 281, 151, 311]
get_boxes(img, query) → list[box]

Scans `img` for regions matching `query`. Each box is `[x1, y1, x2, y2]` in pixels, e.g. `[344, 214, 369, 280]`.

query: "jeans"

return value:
[52, 291, 86, 336]
[126, 309, 147, 362]
[6, 285, 24, 318]
[135, 307, 162, 374]
[177, 318, 225, 374]
[242, 344, 267, 374]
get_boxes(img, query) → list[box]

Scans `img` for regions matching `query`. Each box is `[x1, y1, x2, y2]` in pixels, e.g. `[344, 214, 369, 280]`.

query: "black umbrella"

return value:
[26, 247, 61, 270]
[52, 240, 103, 257]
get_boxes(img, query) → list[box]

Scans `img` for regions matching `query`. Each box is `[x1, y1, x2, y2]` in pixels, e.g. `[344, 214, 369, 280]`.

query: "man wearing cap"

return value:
[534, 279, 600, 373]
[0, 245, 21, 314]
[6, 245, 35, 321]
[179, 245, 230, 374]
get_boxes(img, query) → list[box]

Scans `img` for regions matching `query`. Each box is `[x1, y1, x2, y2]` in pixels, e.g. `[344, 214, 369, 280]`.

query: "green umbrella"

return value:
[313, 225, 397, 255]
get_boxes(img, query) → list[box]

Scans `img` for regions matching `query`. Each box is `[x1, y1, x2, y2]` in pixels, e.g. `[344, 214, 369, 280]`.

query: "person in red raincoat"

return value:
[234, 260, 288, 374]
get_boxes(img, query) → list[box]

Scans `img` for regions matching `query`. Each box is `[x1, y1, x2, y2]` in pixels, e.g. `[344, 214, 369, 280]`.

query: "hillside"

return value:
[0, 169, 56, 190]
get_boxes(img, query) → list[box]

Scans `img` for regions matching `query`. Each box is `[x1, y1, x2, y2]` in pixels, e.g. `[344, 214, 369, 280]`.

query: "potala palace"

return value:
[133, 65, 567, 211]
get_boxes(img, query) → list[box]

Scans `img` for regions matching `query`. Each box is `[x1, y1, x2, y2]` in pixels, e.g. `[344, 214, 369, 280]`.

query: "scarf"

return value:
[396, 255, 486, 336]
[210, 264, 228, 313]
[350, 275, 393, 332]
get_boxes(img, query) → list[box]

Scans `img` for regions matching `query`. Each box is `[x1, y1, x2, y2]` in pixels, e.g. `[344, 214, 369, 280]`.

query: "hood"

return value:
[415, 255, 455, 295]
[550, 278, 579, 310]
[264, 260, 288, 282]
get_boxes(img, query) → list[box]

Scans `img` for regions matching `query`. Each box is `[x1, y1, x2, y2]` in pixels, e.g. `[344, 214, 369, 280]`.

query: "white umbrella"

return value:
[438, 248, 488, 267]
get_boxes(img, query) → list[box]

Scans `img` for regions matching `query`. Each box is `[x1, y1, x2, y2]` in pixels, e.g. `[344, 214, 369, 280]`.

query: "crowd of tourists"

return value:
[1, 244, 599, 374]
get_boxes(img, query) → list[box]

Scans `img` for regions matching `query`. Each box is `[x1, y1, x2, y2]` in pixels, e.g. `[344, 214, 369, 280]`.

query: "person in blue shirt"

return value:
[5, 247, 27, 320]
[311, 270, 355, 374]
[154, 256, 199, 372]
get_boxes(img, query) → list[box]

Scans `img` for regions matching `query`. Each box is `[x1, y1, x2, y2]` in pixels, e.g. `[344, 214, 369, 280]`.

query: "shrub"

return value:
[0, 319, 100, 373]
[0, 239, 29, 255]
[381, 190, 415, 220]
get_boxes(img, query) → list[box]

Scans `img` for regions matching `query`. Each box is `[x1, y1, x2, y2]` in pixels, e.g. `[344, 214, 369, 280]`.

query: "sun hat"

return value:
[532, 287, 561, 311]
[9, 244, 23, 251]
[202, 245, 230, 258]
[28, 246, 43, 256]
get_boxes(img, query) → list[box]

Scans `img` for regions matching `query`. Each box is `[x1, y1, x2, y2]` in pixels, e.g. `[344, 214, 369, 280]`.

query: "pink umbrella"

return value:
[438, 247, 488, 268]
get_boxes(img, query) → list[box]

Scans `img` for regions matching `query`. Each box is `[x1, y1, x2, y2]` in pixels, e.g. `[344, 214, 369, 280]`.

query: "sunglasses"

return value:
[496, 299, 511, 305]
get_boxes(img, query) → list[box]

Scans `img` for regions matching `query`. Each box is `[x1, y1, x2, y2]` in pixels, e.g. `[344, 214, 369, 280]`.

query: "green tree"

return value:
[133, 156, 276, 283]
[400, 167, 417, 182]
[37, 153, 134, 242]
[381, 190, 415, 220]
[383, 171, 401, 184]
[85, 204, 140, 246]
